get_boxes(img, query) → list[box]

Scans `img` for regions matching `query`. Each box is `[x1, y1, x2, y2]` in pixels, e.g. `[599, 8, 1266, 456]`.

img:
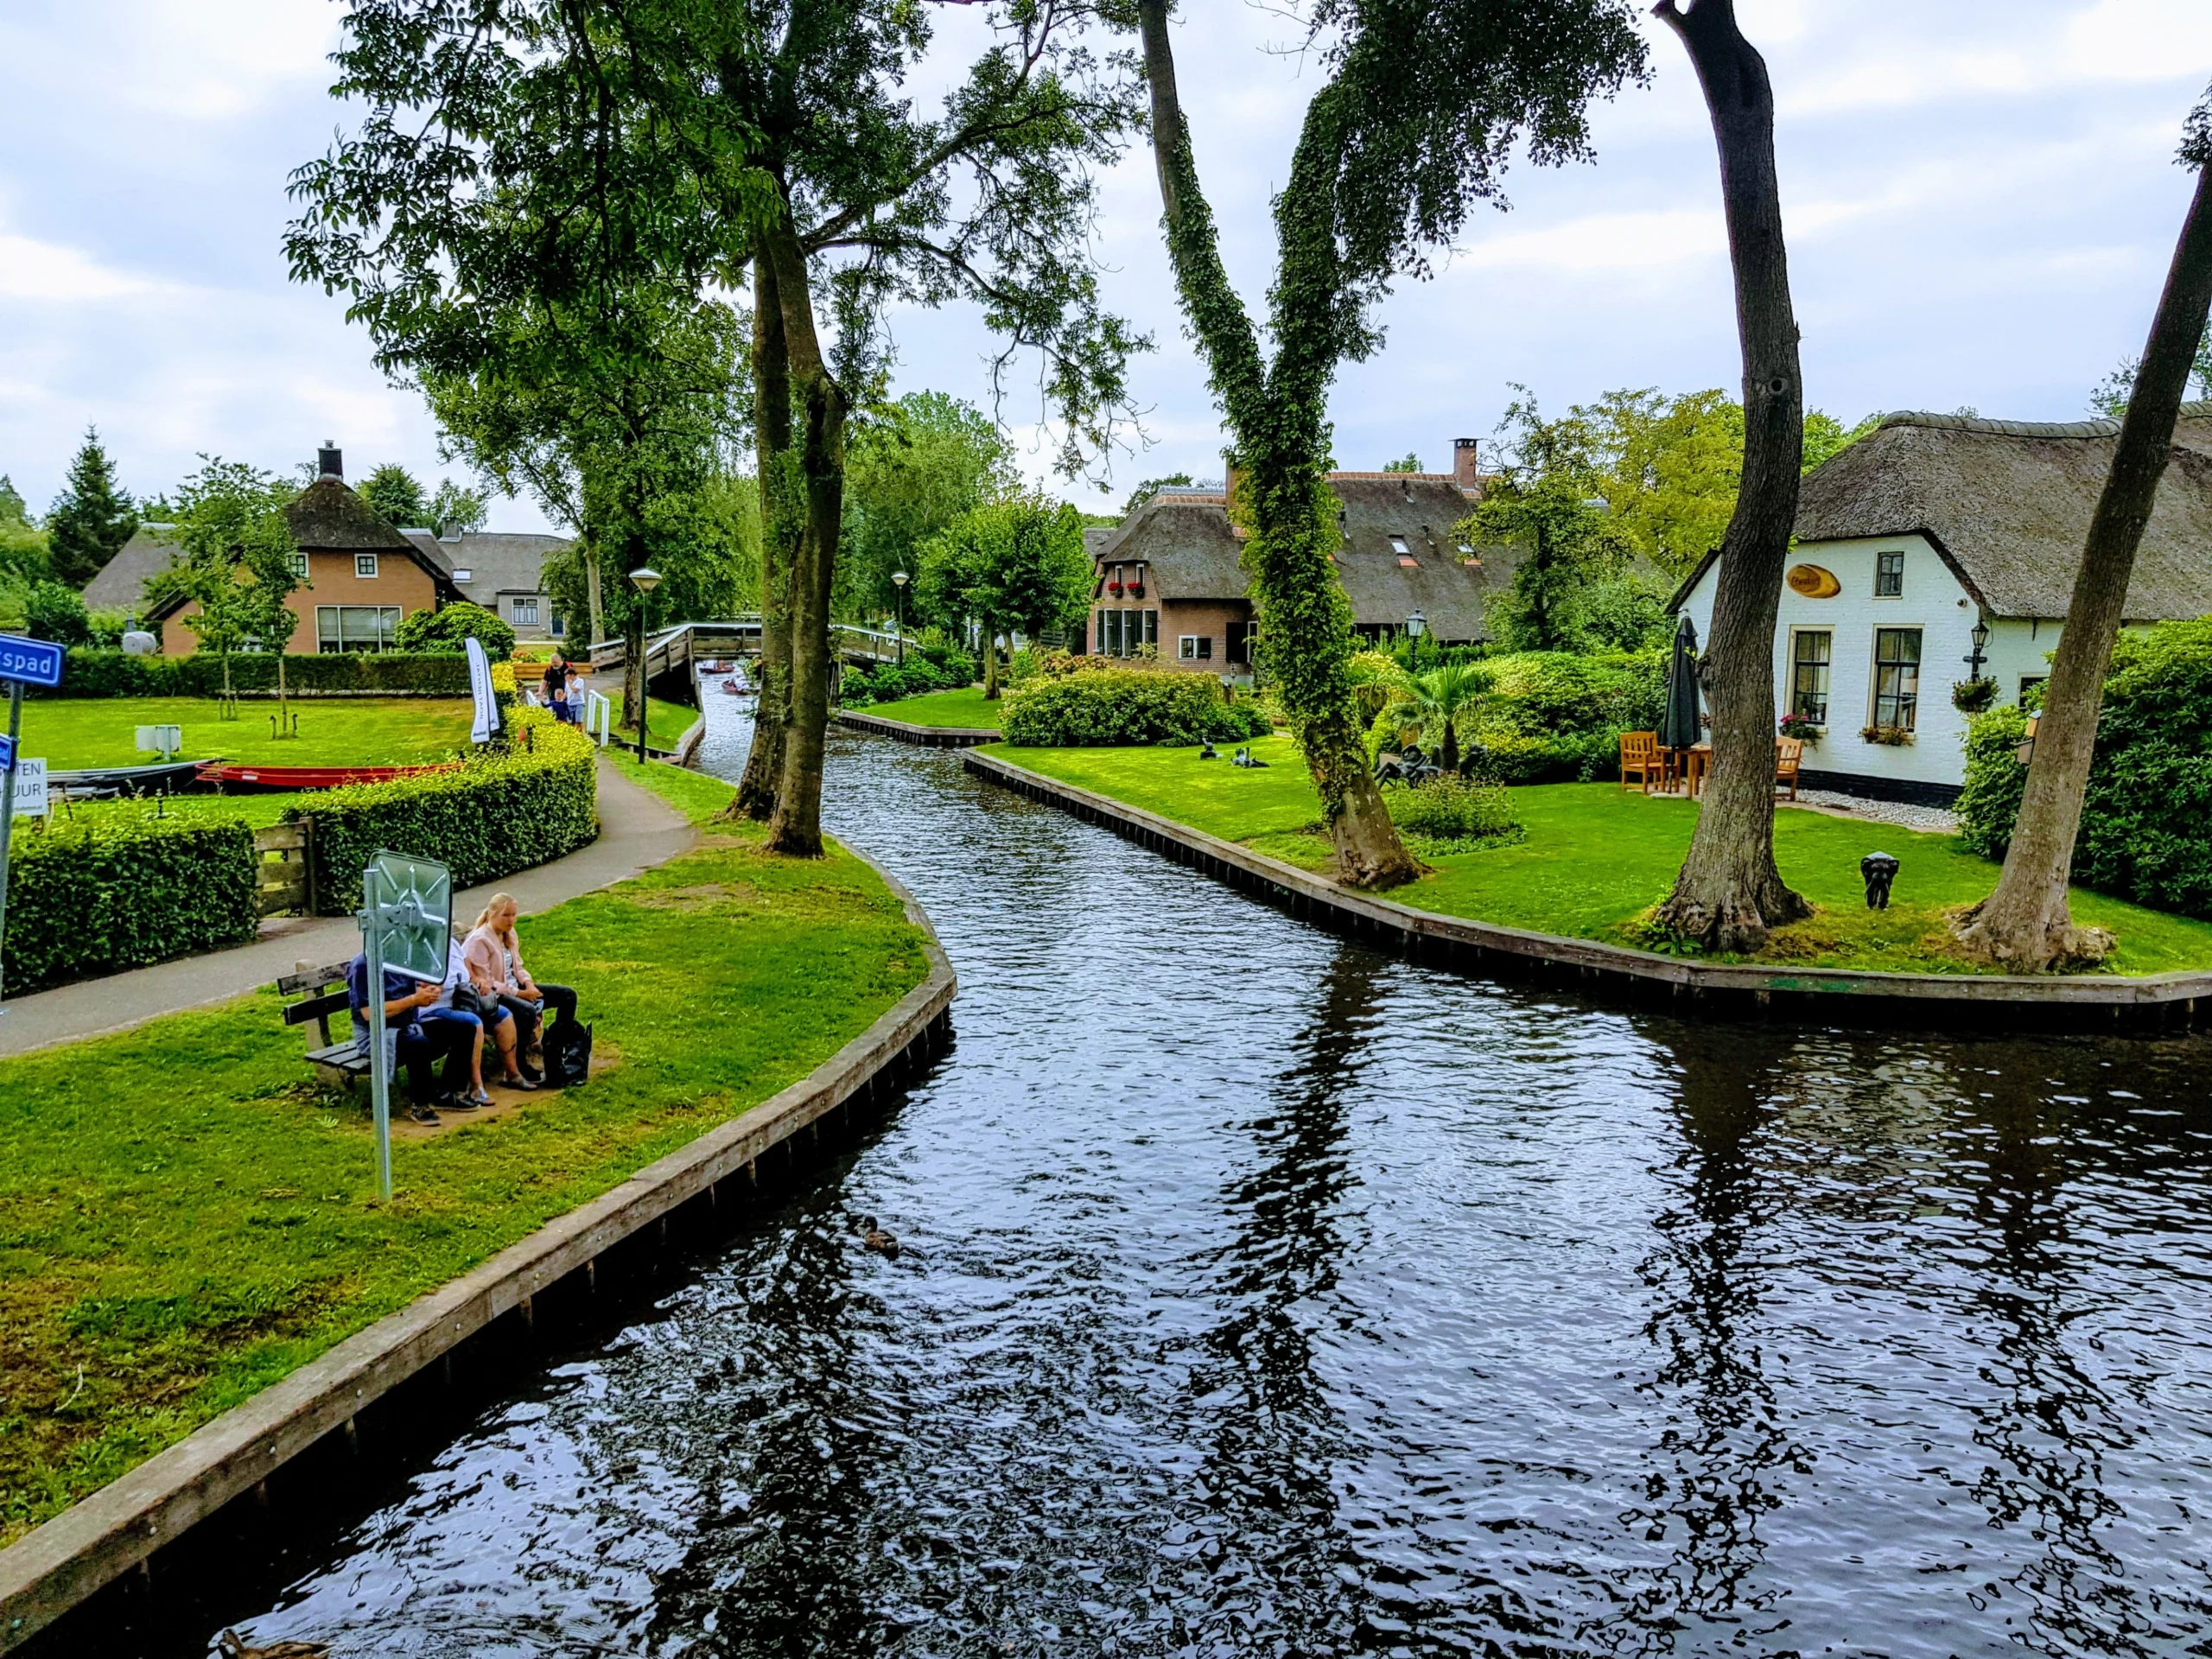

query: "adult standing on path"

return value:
[543, 653, 572, 721]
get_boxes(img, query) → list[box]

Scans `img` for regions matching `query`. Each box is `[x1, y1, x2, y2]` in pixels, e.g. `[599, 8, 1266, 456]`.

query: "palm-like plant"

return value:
[1388, 663, 1493, 773]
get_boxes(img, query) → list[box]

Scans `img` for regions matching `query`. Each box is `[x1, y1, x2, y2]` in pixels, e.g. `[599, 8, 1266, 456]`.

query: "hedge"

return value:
[1959, 617, 2212, 918]
[1461, 650, 1667, 784]
[1000, 667, 1272, 747]
[3, 816, 259, 994]
[35, 649, 472, 699]
[290, 705, 599, 914]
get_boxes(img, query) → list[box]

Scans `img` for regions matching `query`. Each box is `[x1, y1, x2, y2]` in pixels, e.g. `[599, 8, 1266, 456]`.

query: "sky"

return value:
[1, 0, 2209, 531]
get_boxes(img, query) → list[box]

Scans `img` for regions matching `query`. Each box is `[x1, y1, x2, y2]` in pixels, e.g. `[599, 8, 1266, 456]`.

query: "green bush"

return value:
[395, 601, 518, 659]
[38, 649, 472, 699]
[24, 582, 91, 646]
[1000, 667, 1272, 747]
[3, 815, 258, 993]
[1381, 777, 1522, 851]
[290, 705, 598, 913]
[1958, 618, 2212, 918]
[1461, 650, 1667, 784]
[842, 658, 955, 706]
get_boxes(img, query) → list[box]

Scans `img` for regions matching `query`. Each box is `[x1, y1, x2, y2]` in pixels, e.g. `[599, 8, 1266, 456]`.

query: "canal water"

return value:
[214, 695, 2212, 1657]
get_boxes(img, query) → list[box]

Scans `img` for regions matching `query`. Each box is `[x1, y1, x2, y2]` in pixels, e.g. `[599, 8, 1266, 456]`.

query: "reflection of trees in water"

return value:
[1167, 942, 1388, 1656]
[1609, 1027, 1811, 1648]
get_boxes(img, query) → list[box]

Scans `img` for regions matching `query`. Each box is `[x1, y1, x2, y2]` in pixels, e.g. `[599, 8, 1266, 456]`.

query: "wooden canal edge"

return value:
[0, 849, 957, 1654]
[835, 709, 998, 747]
[964, 749, 2212, 1033]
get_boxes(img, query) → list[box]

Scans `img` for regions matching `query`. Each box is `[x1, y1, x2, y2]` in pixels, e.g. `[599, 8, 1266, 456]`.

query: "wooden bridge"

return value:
[586, 617, 915, 682]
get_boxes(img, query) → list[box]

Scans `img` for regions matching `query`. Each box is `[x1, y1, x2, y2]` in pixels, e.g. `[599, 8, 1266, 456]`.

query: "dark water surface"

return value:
[218, 696, 2212, 1657]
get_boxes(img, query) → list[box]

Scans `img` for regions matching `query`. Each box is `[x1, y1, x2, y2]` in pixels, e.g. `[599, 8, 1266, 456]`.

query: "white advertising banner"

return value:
[466, 636, 503, 744]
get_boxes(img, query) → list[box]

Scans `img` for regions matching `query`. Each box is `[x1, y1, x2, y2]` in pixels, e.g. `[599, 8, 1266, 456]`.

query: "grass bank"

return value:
[0, 761, 930, 1544]
[22, 696, 478, 771]
[855, 688, 999, 729]
[982, 738, 2212, 976]
[611, 695, 702, 753]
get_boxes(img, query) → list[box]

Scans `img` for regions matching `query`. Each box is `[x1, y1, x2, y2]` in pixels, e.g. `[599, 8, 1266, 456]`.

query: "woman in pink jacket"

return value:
[462, 893, 580, 1082]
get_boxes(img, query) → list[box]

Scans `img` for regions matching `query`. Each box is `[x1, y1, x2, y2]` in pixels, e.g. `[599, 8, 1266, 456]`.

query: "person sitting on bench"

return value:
[423, 934, 534, 1104]
[347, 951, 474, 1123]
[463, 893, 578, 1078]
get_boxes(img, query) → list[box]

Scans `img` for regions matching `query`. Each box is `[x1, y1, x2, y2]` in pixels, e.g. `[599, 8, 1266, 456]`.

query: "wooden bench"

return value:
[1776, 736, 1804, 801]
[278, 959, 367, 1089]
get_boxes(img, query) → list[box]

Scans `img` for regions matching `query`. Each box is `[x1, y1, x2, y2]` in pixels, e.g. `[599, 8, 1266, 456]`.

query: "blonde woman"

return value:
[462, 892, 579, 1083]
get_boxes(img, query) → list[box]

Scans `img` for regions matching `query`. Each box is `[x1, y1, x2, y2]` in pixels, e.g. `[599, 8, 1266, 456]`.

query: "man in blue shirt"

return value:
[347, 952, 475, 1122]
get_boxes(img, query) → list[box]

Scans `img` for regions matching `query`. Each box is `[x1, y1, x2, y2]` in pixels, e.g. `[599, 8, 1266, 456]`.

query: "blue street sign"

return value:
[0, 634, 64, 689]
[0, 733, 11, 769]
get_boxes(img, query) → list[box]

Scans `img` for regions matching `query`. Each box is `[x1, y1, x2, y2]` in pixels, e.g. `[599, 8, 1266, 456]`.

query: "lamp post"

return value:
[1965, 616, 1991, 681]
[628, 565, 662, 764]
[892, 570, 909, 665]
[1407, 609, 1427, 639]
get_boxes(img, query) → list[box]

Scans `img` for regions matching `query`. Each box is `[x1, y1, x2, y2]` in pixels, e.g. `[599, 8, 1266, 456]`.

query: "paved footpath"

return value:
[0, 759, 696, 1058]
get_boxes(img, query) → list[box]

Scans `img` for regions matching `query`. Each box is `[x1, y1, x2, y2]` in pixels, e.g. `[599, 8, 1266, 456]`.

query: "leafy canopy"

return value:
[45, 428, 137, 589]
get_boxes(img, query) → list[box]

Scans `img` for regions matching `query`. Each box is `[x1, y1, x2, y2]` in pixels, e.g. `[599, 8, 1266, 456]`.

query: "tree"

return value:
[397, 600, 518, 658]
[0, 476, 48, 582]
[152, 459, 301, 712]
[913, 493, 1091, 696]
[1119, 472, 1193, 517]
[45, 428, 137, 588]
[2090, 327, 2212, 416]
[1645, 0, 1813, 955]
[1957, 91, 2212, 971]
[1386, 662, 1490, 772]
[1382, 452, 1422, 474]
[429, 479, 489, 537]
[23, 582, 91, 646]
[1135, 0, 1646, 888]
[359, 464, 428, 528]
[840, 392, 1017, 620]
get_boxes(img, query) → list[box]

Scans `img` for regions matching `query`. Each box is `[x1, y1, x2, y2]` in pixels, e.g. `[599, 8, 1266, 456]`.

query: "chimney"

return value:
[317, 441, 343, 482]
[1453, 436, 1480, 492]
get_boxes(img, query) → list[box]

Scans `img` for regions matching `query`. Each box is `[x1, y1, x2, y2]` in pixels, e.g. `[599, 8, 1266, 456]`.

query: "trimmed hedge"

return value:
[1000, 668, 1273, 747]
[36, 649, 472, 699]
[290, 705, 599, 914]
[1461, 650, 1667, 785]
[1959, 618, 2212, 918]
[3, 816, 259, 994]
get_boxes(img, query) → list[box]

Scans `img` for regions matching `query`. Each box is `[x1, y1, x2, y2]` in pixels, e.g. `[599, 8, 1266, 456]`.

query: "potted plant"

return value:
[1951, 677, 1999, 714]
[1777, 712, 1823, 742]
[1859, 723, 1914, 747]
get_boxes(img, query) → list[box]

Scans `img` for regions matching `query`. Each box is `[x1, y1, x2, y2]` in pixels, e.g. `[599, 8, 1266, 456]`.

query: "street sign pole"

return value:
[0, 680, 22, 1007]
[355, 849, 452, 1200]
[360, 877, 393, 1199]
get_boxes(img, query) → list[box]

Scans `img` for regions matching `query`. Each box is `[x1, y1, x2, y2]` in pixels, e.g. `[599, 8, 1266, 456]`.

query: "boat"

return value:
[192, 761, 455, 791]
[721, 677, 751, 696]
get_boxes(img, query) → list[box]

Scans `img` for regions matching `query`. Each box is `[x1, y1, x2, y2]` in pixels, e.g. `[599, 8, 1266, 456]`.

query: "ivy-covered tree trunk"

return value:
[1137, 1, 1416, 889]
[1649, 0, 1810, 953]
[764, 219, 849, 859]
[736, 236, 799, 822]
[1956, 160, 2212, 970]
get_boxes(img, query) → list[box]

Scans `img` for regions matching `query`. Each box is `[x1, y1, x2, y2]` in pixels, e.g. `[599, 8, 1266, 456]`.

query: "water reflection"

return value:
[190, 697, 2212, 1659]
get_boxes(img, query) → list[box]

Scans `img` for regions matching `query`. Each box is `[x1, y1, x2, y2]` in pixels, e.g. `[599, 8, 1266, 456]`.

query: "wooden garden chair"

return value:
[1619, 731, 1662, 794]
[1775, 736, 1804, 801]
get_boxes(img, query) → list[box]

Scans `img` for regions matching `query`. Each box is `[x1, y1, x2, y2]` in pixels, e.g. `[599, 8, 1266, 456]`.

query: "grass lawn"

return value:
[0, 760, 930, 1543]
[855, 688, 999, 729]
[20, 696, 479, 772]
[983, 737, 2212, 976]
[57, 792, 305, 831]
[611, 695, 702, 753]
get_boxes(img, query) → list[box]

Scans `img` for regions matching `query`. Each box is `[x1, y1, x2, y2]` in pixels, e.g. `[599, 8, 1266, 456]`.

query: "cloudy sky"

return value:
[2, 0, 2209, 530]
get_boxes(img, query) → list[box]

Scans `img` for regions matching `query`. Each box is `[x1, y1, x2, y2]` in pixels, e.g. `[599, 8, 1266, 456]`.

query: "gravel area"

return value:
[1792, 788, 1959, 835]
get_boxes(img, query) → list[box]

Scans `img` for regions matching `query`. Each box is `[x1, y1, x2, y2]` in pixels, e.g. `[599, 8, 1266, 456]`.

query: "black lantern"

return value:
[1965, 616, 1991, 679]
[1407, 610, 1427, 639]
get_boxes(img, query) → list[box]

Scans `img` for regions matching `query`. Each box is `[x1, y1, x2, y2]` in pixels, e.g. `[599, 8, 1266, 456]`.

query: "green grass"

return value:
[0, 764, 928, 1542]
[983, 740, 2212, 976]
[57, 792, 305, 830]
[610, 695, 701, 753]
[20, 696, 478, 771]
[855, 688, 1001, 729]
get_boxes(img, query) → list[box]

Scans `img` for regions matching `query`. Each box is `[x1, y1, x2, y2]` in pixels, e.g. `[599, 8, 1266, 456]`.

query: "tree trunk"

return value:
[763, 218, 848, 859]
[1956, 165, 2212, 969]
[982, 632, 1001, 699]
[1438, 715, 1458, 775]
[1137, 0, 1417, 889]
[1649, 0, 1810, 954]
[734, 234, 798, 822]
[583, 537, 606, 651]
[276, 649, 289, 737]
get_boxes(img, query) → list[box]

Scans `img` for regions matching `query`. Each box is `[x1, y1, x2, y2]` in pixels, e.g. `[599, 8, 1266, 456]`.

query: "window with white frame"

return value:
[1790, 629, 1832, 723]
[287, 550, 309, 580]
[1871, 627, 1922, 730]
[512, 597, 540, 626]
[354, 553, 379, 579]
[1874, 550, 1904, 597]
[315, 604, 401, 653]
[1178, 634, 1213, 661]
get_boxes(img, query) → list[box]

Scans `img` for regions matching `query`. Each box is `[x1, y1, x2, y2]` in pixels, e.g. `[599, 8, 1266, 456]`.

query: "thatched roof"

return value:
[82, 524, 180, 613]
[286, 476, 416, 552]
[1096, 474, 1520, 641]
[1782, 406, 2212, 620]
[404, 529, 569, 606]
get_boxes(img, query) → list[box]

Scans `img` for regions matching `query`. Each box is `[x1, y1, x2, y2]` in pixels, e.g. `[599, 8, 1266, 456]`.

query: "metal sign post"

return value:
[0, 632, 64, 1010]
[355, 849, 452, 1198]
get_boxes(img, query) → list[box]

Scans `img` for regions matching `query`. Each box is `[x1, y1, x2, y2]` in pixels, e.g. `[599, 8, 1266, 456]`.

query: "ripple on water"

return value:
[213, 696, 2212, 1659]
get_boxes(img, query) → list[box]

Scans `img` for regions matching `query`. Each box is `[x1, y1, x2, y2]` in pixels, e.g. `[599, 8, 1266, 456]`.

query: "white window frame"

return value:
[354, 553, 379, 579]
[287, 550, 309, 580]
[1869, 625, 1923, 731]
[315, 604, 402, 654]
[512, 597, 540, 626]
[1788, 627, 1832, 725]
[1178, 635, 1213, 661]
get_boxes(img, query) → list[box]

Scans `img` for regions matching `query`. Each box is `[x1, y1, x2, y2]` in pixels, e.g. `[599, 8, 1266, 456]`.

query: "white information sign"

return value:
[11, 758, 46, 818]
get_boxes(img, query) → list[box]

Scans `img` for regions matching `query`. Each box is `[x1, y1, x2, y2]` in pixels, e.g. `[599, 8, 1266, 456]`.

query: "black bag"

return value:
[544, 1020, 594, 1087]
[451, 982, 499, 1020]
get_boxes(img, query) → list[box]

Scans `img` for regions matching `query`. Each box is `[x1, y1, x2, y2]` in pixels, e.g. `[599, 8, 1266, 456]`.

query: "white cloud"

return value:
[0, 232, 175, 302]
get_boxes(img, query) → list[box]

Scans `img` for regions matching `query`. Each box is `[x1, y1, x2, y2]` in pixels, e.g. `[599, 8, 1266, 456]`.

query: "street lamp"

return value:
[1965, 616, 1992, 681]
[892, 570, 909, 665]
[629, 565, 662, 764]
[1407, 610, 1427, 638]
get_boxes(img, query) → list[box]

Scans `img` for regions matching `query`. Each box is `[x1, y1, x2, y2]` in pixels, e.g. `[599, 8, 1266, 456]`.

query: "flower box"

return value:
[1859, 724, 1915, 747]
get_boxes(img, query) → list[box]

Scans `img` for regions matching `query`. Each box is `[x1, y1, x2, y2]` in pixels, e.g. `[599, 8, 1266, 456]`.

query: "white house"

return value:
[1669, 408, 2212, 804]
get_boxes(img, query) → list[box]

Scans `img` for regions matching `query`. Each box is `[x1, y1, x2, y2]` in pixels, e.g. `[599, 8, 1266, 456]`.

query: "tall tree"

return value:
[0, 475, 48, 582]
[429, 478, 489, 537]
[1135, 0, 1646, 888]
[839, 391, 1016, 620]
[1646, 0, 1812, 954]
[359, 463, 428, 528]
[149, 459, 298, 708]
[46, 428, 137, 588]
[913, 493, 1090, 696]
[1957, 92, 2212, 971]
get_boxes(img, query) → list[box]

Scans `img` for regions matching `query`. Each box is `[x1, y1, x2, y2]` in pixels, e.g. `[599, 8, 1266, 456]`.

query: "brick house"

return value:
[88, 445, 466, 653]
[402, 529, 575, 641]
[1084, 439, 1521, 670]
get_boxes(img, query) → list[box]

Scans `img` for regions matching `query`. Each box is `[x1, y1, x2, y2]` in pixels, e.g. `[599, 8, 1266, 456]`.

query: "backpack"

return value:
[544, 1020, 594, 1088]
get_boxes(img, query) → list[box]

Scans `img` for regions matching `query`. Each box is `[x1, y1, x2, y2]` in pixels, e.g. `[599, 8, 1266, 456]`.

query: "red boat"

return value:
[194, 761, 455, 791]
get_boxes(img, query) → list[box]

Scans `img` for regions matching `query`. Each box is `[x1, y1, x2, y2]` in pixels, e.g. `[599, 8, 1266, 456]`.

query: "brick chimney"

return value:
[1453, 436, 1480, 492]
[317, 441, 343, 482]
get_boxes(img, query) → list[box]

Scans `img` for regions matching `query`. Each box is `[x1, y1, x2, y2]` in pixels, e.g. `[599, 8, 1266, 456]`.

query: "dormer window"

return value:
[1389, 536, 1410, 556]
[354, 554, 379, 578]
[1457, 542, 1474, 555]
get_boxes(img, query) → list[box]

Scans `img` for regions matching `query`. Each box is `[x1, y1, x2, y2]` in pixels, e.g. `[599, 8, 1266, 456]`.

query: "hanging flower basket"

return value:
[1128, 582, 1145, 598]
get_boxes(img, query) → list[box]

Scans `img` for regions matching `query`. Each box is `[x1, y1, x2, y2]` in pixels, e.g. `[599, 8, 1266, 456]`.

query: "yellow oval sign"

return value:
[1787, 563, 1841, 598]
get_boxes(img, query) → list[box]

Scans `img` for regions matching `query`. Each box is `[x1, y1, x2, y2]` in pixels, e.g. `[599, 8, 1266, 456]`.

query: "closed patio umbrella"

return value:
[1658, 613, 1701, 753]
